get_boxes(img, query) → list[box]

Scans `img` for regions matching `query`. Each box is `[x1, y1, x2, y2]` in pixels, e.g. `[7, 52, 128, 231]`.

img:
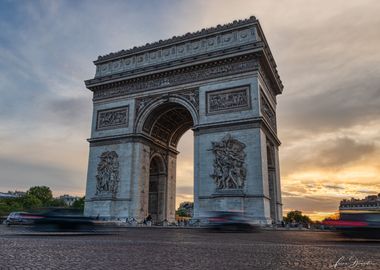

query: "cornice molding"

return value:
[94, 16, 258, 63]
[90, 54, 259, 101]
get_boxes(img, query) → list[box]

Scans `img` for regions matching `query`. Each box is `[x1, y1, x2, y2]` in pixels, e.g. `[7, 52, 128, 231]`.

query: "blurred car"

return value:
[207, 211, 258, 232]
[322, 210, 380, 238]
[4, 212, 35, 225]
[32, 208, 96, 232]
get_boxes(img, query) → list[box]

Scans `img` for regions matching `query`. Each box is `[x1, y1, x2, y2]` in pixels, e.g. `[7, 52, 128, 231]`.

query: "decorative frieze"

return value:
[96, 106, 129, 130]
[93, 56, 257, 101]
[94, 25, 257, 77]
[207, 86, 250, 114]
[96, 16, 257, 63]
[209, 134, 247, 190]
[95, 151, 120, 197]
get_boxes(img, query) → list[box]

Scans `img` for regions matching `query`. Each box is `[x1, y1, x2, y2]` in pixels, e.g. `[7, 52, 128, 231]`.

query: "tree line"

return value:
[0, 186, 84, 217]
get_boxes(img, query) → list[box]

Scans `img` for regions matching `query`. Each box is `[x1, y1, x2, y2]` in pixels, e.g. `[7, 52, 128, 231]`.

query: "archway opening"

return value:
[148, 155, 167, 223]
[142, 102, 194, 148]
[144, 101, 195, 223]
[176, 130, 194, 213]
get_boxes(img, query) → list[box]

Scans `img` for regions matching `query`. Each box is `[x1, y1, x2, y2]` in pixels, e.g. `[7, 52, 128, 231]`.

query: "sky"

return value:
[0, 0, 379, 220]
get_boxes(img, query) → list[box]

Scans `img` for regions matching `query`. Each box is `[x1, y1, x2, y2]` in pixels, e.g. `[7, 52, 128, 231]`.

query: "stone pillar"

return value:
[193, 132, 200, 218]
[84, 141, 150, 221]
[274, 146, 283, 221]
[166, 155, 177, 223]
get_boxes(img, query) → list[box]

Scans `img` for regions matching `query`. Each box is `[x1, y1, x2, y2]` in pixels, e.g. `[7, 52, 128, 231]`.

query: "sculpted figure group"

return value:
[96, 151, 120, 196]
[210, 134, 247, 190]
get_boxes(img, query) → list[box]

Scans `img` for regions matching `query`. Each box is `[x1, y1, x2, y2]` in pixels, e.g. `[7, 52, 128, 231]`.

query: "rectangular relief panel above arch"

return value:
[91, 99, 135, 139]
[206, 85, 251, 115]
[96, 106, 129, 130]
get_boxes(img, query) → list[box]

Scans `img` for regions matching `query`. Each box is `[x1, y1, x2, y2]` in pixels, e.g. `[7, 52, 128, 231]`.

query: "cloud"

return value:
[324, 185, 345, 191]
[176, 186, 193, 196]
[281, 136, 377, 176]
[283, 195, 340, 213]
[279, 84, 380, 134]
[0, 0, 379, 218]
[43, 96, 92, 128]
[0, 157, 84, 196]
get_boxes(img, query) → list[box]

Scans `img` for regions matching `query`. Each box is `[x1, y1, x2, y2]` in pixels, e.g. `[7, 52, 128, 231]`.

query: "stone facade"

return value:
[340, 194, 380, 211]
[84, 16, 284, 224]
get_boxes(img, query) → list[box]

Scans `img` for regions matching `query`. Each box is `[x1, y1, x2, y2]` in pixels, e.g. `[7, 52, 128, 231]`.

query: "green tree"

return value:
[0, 198, 24, 216]
[26, 186, 53, 206]
[48, 198, 66, 207]
[21, 194, 42, 210]
[284, 210, 312, 224]
[176, 208, 188, 217]
[0, 202, 11, 217]
[72, 197, 85, 211]
[176, 201, 193, 217]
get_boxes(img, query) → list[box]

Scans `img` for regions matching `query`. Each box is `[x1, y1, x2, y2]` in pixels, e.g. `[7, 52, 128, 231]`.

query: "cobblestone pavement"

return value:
[0, 225, 379, 270]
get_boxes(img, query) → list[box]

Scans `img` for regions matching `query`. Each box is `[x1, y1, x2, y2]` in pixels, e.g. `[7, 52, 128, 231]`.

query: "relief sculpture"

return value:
[97, 107, 128, 130]
[95, 151, 120, 196]
[207, 87, 250, 114]
[210, 134, 247, 189]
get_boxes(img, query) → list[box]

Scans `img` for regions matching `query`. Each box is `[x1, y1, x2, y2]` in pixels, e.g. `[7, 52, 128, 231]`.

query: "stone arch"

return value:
[136, 96, 197, 222]
[135, 95, 198, 148]
[135, 95, 198, 134]
[148, 153, 168, 223]
[84, 17, 284, 224]
[150, 152, 167, 174]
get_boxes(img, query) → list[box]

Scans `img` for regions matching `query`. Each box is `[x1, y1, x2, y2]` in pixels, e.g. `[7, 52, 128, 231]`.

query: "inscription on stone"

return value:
[95, 151, 120, 197]
[209, 134, 247, 190]
[207, 86, 250, 114]
[97, 106, 129, 130]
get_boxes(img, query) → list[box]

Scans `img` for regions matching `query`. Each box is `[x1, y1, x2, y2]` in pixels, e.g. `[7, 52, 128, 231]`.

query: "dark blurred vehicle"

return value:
[207, 211, 259, 232]
[32, 208, 96, 232]
[322, 210, 380, 239]
[4, 212, 35, 225]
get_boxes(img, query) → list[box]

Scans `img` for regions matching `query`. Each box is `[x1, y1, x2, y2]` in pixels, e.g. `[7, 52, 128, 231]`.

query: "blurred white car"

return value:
[4, 212, 34, 225]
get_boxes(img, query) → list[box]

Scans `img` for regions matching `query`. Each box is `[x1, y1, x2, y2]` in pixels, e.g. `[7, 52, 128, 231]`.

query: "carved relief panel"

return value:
[206, 86, 251, 114]
[95, 151, 120, 197]
[96, 106, 129, 130]
[209, 134, 247, 190]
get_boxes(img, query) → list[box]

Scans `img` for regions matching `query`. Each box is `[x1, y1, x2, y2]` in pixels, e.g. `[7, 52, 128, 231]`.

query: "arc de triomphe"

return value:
[84, 16, 283, 224]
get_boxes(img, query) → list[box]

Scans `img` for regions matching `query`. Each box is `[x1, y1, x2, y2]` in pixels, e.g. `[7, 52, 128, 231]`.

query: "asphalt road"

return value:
[0, 225, 379, 270]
